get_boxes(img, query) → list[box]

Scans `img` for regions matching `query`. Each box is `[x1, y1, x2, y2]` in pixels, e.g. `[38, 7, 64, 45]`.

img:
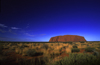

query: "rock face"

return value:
[49, 35, 86, 42]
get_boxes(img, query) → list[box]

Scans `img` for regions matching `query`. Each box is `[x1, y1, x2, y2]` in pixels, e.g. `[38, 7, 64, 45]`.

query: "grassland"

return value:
[0, 41, 100, 65]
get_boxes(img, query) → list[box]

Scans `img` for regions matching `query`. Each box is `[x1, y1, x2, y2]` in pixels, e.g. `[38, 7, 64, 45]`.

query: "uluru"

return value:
[49, 35, 86, 42]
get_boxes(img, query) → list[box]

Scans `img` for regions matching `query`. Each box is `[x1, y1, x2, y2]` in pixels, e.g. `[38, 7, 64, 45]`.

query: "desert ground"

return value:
[0, 41, 100, 65]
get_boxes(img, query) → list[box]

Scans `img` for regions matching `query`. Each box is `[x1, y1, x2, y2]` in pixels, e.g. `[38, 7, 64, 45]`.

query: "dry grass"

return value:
[1, 42, 100, 58]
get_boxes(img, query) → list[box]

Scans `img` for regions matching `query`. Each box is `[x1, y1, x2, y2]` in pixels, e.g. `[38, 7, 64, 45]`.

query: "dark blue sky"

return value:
[1, 0, 100, 42]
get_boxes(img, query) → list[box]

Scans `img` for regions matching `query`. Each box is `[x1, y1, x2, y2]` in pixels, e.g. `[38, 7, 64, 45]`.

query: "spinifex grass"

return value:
[52, 53, 100, 65]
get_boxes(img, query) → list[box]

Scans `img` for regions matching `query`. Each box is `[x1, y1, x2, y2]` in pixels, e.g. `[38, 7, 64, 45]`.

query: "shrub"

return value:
[3, 43, 9, 46]
[87, 44, 90, 47]
[85, 47, 95, 52]
[67, 42, 73, 44]
[19, 46, 25, 49]
[97, 47, 100, 49]
[92, 51, 99, 57]
[10, 43, 18, 46]
[2, 50, 13, 56]
[74, 44, 79, 46]
[33, 44, 36, 46]
[26, 49, 36, 57]
[63, 42, 67, 44]
[80, 41, 85, 43]
[41, 44, 49, 50]
[0, 43, 3, 55]
[73, 45, 78, 48]
[53, 53, 100, 65]
[36, 47, 39, 50]
[89, 43, 92, 44]
[71, 48, 80, 52]
[50, 52, 60, 59]
[63, 46, 66, 49]
[22, 45, 29, 47]
[10, 47, 16, 50]
[59, 48, 63, 52]
[81, 44, 86, 45]
[17, 57, 47, 65]
[51, 44, 53, 46]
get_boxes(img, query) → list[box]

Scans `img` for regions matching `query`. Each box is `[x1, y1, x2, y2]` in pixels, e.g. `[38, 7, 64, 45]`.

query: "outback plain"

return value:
[0, 41, 100, 65]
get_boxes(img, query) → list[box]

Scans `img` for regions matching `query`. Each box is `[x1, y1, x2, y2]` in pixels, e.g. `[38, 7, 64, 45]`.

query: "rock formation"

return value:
[49, 35, 86, 42]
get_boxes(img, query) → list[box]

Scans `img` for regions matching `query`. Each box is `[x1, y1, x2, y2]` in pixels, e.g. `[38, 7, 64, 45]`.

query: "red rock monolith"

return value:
[49, 35, 86, 42]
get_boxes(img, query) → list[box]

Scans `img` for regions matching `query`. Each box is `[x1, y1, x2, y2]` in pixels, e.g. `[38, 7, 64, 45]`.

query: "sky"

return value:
[0, 0, 100, 42]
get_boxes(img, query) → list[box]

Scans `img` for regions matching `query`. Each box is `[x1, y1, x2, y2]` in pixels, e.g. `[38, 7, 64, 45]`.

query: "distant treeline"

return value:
[0, 41, 100, 43]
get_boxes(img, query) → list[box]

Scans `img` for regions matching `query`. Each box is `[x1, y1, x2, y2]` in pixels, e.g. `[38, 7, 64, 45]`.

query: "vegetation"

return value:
[58, 43, 60, 46]
[52, 53, 100, 65]
[51, 44, 53, 46]
[16, 56, 52, 65]
[80, 41, 85, 43]
[71, 48, 80, 52]
[85, 47, 95, 52]
[62, 46, 66, 49]
[67, 42, 73, 44]
[41, 44, 49, 50]
[73, 45, 78, 48]
[92, 51, 99, 57]
[0, 43, 4, 55]
[26, 49, 37, 57]
[0, 42, 100, 65]
[97, 47, 100, 49]
[81, 44, 86, 45]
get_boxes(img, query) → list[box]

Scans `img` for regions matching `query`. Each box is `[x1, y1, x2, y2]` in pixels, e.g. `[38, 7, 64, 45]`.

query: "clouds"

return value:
[11, 27, 20, 29]
[0, 23, 20, 34]
[8, 29, 17, 35]
[0, 23, 47, 41]
[0, 23, 20, 30]
[0, 24, 7, 27]
[24, 33, 46, 37]
[24, 33, 35, 37]
[0, 23, 18, 35]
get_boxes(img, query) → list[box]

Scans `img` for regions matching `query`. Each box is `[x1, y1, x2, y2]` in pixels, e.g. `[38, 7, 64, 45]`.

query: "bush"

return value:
[59, 48, 63, 52]
[92, 51, 99, 57]
[41, 44, 49, 50]
[85, 47, 95, 52]
[0, 43, 4, 55]
[97, 47, 100, 49]
[22, 45, 29, 47]
[26, 49, 36, 57]
[67, 42, 73, 44]
[62, 46, 66, 49]
[53, 53, 100, 65]
[87, 44, 90, 47]
[71, 48, 80, 52]
[81, 44, 86, 45]
[50, 52, 61, 59]
[10, 43, 18, 46]
[63, 42, 67, 44]
[73, 45, 78, 48]
[80, 41, 85, 43]
[51, 44, 53, 46]
[33, 44, 36, 46]
[36, 47, 39, 50]
[17, 56, 50, 65]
